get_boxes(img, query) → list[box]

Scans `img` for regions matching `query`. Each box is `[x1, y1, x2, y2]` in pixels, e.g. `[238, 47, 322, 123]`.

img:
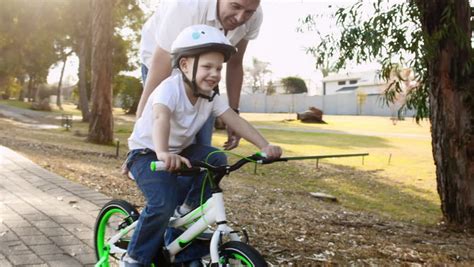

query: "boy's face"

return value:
[217, 0, 259, 31]
[180, 52, 224, 93]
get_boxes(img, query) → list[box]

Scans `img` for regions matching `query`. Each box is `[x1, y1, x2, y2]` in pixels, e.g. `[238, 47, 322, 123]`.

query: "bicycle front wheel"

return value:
[219, 241, 267, 267]
[94, 199, 139, 267]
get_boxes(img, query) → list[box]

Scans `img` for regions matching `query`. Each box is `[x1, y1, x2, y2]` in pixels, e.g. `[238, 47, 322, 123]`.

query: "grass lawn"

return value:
[213, 113, 438, 225]
[0, 100, 439, 225]
[0, 98, 83, 115]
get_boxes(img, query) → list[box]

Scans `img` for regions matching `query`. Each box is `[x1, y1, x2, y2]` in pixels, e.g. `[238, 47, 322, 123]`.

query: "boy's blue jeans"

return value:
[125, 144, 226, 265]
[141, 64, 215, 146]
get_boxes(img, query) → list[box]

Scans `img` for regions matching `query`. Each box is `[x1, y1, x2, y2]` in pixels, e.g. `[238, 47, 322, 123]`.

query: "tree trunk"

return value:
[17, 86, 23, 101]
[417, 0, 474, 227]
[0, 76, 6, 98]
[27, 76, 34, 102]
[88, 0, 115, 144]
[56, 56, 68, 110]
[17, 75, 25, 101]
[33, 78, 41, 103]
[78, 36, 90, 122]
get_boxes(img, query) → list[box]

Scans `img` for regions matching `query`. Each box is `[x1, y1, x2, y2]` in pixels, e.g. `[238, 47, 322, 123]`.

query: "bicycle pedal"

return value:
[155, 248, 172, 267]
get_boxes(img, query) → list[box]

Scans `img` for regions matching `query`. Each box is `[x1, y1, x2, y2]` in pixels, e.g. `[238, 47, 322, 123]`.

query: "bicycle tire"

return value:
[94, 199, 139, 267]
[218, 241, 268, 267]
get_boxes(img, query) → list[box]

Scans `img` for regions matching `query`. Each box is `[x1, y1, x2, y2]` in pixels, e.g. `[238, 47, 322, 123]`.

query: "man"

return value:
[137, 0, 263, 150]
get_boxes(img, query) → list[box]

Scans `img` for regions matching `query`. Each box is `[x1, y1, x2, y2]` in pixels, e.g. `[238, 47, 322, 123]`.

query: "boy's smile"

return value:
[203, 78, 218, 90]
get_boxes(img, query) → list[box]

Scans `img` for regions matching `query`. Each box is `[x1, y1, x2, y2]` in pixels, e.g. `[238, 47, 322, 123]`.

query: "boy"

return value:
[124, 24, 282, 266]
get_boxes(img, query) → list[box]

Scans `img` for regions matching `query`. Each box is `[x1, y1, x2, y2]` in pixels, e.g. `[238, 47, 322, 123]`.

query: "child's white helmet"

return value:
[171, 24, 236, 67]
[170, 25, 236, 101]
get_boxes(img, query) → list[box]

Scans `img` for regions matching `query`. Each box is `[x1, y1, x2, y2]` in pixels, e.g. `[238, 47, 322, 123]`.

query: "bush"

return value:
[37, 84, 56, 100]
[0, 76, 22, 99]
[31, 98, 52, 111]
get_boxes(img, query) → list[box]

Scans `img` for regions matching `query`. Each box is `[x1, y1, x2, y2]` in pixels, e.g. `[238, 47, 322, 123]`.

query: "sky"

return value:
[47, 0, 390, 92]
[245, 1, 338, 77]
[243, 0, 355, 92]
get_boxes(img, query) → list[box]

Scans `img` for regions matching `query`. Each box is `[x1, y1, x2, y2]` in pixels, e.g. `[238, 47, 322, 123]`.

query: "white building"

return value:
[321, 71, 385, 95]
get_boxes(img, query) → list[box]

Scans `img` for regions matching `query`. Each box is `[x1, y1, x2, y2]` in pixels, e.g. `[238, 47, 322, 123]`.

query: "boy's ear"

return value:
[179, 57, 189, 73]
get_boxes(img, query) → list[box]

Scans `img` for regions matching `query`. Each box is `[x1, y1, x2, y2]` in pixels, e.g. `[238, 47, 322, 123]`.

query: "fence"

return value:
[236, 93, 415, 117]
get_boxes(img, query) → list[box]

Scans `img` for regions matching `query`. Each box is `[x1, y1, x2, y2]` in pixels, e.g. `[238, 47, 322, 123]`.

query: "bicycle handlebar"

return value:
[150, 152, 285, 176]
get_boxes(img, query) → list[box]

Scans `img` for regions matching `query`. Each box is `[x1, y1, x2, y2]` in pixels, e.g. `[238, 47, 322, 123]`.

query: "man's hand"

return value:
[156, 152, 191, 171]
[223, 127, 241, 150]
[261, 144, 282, 160]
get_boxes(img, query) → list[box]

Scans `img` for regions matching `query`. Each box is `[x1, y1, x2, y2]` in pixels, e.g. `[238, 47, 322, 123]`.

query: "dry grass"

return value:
[1, 101, 473, 265]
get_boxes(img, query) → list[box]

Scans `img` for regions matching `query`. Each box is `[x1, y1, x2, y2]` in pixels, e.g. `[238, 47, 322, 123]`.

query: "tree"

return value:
[0, 0, 143, 115]
[300, 0, 474, 227]
[55, 50, 73, 110]
[1, 1, 64, 102]
[281, 76, 308, 94]
[63, 0, 92, 122]
[77, 32, 92, 122]
[0, 1, 26, 98]
[88, 0, 115, 144]
[297, 7, 338, 78]
[114, 75, 143, 114]
[266, 80, 276, 95]
[62, 0, 143, 121]
[0, 1, 80, 104]
[244, 57, 272, 94]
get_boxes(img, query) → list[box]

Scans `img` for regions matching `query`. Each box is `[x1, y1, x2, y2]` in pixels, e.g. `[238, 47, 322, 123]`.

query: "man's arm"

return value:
[136, 46, 173, 118]
[226, 39, 249, 110]
[220, 109, 267, 147]
[223, 39, 249, 150]
[219, 109, 282, 159]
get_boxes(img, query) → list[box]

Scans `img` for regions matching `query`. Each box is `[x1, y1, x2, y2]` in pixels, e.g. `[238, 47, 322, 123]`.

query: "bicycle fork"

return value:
[209, 192, 240, 264]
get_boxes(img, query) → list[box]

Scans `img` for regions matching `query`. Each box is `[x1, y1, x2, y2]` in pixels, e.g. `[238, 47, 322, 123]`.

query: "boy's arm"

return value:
[219, 109, 282, 159]
[152, 104, 191, 170]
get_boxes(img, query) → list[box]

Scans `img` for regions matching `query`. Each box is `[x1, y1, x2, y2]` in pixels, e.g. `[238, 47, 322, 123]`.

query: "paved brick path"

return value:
[0, 145, 111, 266]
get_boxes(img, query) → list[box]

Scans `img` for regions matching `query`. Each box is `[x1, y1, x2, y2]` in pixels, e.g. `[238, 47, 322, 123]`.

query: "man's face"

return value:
[217, 0, 260, 31]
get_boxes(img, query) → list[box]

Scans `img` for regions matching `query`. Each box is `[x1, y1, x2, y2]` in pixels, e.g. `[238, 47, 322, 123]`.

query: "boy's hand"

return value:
[156, 152, 191, 171]
[261, 144, 282, 160]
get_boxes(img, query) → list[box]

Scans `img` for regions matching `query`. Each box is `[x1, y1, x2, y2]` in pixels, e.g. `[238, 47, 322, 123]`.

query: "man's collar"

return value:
[207, 0, 218, 22]
[207, 0, 225, 31]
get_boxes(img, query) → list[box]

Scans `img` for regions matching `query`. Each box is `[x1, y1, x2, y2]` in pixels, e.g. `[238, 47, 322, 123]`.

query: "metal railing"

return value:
[253, 153, 369, 173]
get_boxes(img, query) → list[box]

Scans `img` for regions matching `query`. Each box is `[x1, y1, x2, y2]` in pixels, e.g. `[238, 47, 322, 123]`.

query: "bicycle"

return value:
[94, 152, 284, 267]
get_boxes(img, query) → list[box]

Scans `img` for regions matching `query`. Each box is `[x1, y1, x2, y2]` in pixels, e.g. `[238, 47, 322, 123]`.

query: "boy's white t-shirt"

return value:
[128, 69, 229, 153]
[140, 0, 263, 68]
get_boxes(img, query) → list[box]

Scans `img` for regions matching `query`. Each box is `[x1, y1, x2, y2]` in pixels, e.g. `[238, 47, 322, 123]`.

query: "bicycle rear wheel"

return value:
[218, 241, 267, 267]
[94, 199, 139, 267]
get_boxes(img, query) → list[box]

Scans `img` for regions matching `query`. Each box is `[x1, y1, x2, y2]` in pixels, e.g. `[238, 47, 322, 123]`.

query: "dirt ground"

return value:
[0, 106, 473, 266]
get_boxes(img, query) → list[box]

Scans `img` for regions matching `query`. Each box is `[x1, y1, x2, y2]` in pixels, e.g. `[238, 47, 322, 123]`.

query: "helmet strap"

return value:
[200, 86, 220, 102]
[191, 55, 200, 97]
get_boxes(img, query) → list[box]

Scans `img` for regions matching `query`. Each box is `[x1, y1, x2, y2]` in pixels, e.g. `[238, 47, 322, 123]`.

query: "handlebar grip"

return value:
[150, 161, 167, 171]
